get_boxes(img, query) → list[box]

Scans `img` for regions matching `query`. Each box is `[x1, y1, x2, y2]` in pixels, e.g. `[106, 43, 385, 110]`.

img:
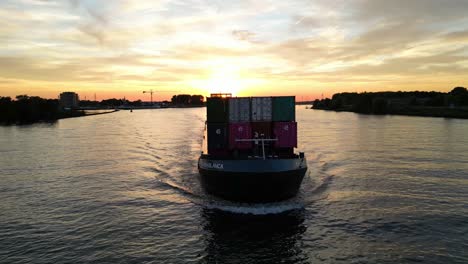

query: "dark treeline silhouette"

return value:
[0, 95, 84, 124]
[171, 94, 204, 106]
[80, 98, 147, 107]
[1, 93, 206, 124]
[312, 87, 468, 118]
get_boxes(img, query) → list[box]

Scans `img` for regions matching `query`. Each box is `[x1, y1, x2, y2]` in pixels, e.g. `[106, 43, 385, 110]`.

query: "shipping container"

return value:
[207, 97, 228, 123]
[228, 122, 252, 149]
[272, 96, 295, 121]
[207, 123, 228, 151]
[273, 122, 297, 148]
[251, 122, 273, 140]
[251, 97, 272, 121]
[229, 98, 251, 122]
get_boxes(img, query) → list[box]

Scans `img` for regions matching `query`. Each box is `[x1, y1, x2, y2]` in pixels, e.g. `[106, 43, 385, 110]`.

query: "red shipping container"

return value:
[251, 122, 273, 140]
[273, 122, 297, 148]
[229, 122, 252, 149]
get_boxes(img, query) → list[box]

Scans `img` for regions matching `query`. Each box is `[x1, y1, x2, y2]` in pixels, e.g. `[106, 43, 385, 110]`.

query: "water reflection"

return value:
[1, 108, 468, 263]
[200, 208, 308, 264]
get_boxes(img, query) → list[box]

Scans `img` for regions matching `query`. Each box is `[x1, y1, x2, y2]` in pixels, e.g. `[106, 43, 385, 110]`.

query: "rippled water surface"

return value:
[1, 108, 468, 263]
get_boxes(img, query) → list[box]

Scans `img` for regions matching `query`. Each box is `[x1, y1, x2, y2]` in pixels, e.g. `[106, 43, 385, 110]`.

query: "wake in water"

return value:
[199, 200, 305, 215]
[152, 164, 334, 215]
[154, 172, 202, 198]
[141, 112, 336, 215]
[193, 172, 333, 215]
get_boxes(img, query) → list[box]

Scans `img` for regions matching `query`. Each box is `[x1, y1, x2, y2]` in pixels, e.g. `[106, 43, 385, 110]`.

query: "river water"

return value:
[1, 107, 467, 263]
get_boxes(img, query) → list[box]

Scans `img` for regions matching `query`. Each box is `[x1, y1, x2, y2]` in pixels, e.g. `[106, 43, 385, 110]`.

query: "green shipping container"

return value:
[207, 97, 228, 122]
[272, 96, 295, 121]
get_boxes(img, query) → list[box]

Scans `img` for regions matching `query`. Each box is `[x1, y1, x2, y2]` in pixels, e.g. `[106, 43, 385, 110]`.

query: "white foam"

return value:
[202, 201, 304, 215]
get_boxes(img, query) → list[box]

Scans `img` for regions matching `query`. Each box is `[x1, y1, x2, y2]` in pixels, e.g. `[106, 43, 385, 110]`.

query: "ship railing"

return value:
[210, 93, 232, 98]
[235, 138, 278, 160]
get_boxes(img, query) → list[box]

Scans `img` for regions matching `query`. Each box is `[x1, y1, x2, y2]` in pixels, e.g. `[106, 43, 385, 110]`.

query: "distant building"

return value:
[59, 92, 79, 109]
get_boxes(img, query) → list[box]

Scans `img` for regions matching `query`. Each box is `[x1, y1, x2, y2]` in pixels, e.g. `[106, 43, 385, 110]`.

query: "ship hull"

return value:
[198, 156, 307, 203]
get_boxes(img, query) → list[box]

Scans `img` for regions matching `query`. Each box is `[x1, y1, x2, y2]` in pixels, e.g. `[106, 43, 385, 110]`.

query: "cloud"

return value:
[443, 30, 468, 42]
[0, 0, 468, 99]
[232, 30, 256, 41]
[354, 0, 468, 23]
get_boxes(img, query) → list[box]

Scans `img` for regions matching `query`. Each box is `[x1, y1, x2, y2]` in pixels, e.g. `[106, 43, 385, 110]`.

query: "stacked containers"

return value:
[229, 122, 252, 149]
[272, 96, 297, 148]
[207, 95, 297, 155]
[273, 122, 297, 148]
[251, 122, 272, 139]
[228, 98, 251, 149]
[272, 96, 295, 122]
[206, 97, 229, 155]
[251, 97, 273, 143]
[207, 97, 228, 122]
[229, 98, 250, 122]
[208, 123, 228, 149]
[251, 97, 272, 121]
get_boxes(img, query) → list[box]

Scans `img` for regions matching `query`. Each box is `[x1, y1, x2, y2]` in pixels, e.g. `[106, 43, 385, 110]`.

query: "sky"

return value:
[0, 0, 467, 101]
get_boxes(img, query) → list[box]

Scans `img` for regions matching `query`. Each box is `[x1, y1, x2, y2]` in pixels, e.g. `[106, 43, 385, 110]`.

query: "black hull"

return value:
[198, 166, 307, 203]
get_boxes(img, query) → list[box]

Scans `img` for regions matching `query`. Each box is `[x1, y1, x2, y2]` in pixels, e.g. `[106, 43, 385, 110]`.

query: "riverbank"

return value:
[312, 88, 468, 119]
[312, 105, 468, 119]
[64, 109, 119, 119]
[0, 109, 119, 125]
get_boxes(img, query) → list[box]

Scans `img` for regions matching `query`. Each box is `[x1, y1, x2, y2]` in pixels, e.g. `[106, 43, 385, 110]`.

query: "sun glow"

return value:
[188, 66, 245, 96]
[206, 67, 244, 96]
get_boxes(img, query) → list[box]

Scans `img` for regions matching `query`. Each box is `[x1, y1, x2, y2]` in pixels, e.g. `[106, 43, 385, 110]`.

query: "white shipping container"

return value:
[229, 98, 251, 122]
[251, 97, 272, 121]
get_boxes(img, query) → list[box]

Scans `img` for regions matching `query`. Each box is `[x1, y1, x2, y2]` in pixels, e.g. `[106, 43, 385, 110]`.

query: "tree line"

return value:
[0, 93, 206, 124]
[79, 94, 205, 107]
[79, 98, 149, 107]
[171, 94, 204, 105]
[0, 95, 83, 124]
[312, 87, 468, 118]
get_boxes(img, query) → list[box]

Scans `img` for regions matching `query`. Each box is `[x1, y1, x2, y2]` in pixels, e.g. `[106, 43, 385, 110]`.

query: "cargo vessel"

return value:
[198, 94, 307, 203]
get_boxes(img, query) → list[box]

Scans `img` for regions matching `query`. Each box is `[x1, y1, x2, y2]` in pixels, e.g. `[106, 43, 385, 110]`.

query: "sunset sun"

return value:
[205, 67, 242, 96]
[189, 66, 246, 96]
